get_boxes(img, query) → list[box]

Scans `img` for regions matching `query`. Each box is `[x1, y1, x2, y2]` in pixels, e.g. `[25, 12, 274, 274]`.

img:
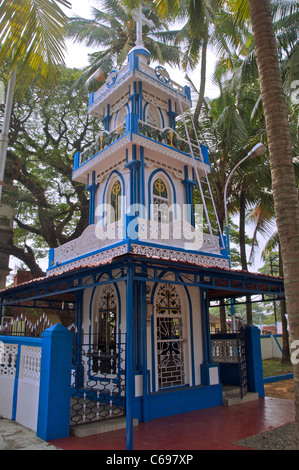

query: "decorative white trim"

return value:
[132, 134, 210, 176]
[89, 65, 131, 115]
[144, 157, 183, 180]
[47, 244, 128, 277]
[131, 244, 230, 269]
[143, 90, 168, 112]
[72, 134, 131, 183]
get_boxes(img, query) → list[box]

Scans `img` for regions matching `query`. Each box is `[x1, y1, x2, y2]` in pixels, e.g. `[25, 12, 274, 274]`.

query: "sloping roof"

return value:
[0, 251, 284, 306]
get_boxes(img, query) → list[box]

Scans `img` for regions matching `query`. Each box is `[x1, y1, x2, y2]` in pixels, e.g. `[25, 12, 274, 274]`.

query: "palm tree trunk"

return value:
[248, 0, 299, 442]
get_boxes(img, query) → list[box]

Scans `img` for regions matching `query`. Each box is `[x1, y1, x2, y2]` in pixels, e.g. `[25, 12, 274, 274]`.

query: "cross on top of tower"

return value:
[131, 5, 154, 48]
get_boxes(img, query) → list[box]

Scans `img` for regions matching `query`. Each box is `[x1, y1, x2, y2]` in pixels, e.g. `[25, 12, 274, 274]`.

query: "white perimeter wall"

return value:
[0, 342, 41, 432]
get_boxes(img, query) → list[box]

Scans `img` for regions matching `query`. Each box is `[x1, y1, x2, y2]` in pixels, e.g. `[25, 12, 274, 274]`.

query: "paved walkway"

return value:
[0, 397, 295, 451]
[0, 419, 59, 450]
[51, 397, 295, 450]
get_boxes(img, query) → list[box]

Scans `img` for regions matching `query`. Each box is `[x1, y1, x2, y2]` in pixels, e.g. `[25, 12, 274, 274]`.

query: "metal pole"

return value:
[126, 264, 134, 450]
[0, 69, 17, 202]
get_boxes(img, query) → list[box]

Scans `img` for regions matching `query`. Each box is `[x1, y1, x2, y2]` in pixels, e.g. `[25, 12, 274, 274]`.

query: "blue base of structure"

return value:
[133, 384, 223, 422]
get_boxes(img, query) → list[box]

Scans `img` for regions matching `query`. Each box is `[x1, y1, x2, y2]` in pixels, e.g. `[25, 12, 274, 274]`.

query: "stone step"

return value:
[222, 392, 259, 407]
[70, 416, 138, 438]
[222, 386, 241, 398]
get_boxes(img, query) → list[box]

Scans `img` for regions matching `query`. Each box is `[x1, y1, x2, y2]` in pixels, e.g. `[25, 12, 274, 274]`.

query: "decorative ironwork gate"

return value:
[155, 284, 185, 389]
[70, 333, 126, 426]
[211, 329, 248, 399]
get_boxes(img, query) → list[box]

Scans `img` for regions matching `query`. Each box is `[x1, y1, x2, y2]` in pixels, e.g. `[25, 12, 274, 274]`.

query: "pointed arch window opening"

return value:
[152, 177, 171, 224]
[95, 290, 117, 374]
[110, 179, 122, 223]
[155, 285, 185, 389]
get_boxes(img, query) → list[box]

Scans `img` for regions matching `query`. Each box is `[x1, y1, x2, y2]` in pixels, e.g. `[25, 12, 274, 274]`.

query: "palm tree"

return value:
[66, 0, 181, 90]
[0, 0, 70, 86]
[223, 0, 299, 442]
[0, 0, 71, 202]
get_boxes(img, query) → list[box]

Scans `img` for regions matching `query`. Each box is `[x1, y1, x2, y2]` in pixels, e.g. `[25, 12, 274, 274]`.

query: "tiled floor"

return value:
[49, 397, 295, 450]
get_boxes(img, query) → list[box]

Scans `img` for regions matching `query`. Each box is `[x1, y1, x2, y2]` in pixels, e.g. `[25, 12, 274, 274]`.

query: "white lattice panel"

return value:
[19, 346, 42, 385]
[0, 343, 18, 376]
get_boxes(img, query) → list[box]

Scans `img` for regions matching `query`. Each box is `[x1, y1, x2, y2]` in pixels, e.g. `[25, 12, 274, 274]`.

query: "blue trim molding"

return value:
[86, 171, 99, 225]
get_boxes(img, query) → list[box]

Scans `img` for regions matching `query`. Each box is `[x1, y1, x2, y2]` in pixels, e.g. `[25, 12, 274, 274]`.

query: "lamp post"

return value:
[224, 142, 267, 331]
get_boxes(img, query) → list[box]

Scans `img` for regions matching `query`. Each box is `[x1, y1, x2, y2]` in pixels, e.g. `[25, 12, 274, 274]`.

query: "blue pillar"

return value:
[126, 263, 135, 450]
[125, 146, 140, 207]
[200, 289, 219, 385]
[102, 104, 112, 131]
[74, 290, 84, 389]
[86, 171, 99, 225]
[167, 99, 177, 129]
[37, 324, 73, 441]
[74, 151, 80, 171]
[245, 324, 265, 397]
[182, 166, 196, 225]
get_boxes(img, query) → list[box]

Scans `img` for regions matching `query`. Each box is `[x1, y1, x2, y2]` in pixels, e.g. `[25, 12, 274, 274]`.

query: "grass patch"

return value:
[262, 358, 293, 378]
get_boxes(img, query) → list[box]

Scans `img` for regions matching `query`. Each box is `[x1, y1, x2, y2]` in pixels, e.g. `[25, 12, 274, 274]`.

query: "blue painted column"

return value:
[37, 324, 73, 441]
[126, 263, 135, 450]
[245, 324, 265, 397]
[102, 104, 112, 131]
[86, 171, 99, 225]
[167, 99, 177, 129]
[74, 290, 84, 389]
[200, 289, 219, 385]
[182, 165, 196, 225]
[125, 146, 140, 207]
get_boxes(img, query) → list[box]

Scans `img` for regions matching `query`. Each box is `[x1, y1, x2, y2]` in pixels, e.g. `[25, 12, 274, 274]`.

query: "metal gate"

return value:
[211, 329, 248, 399]
[70, 333, 126, 426]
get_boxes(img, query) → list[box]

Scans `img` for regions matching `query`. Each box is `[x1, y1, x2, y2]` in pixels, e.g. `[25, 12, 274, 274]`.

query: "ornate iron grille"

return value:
[211, 329, 248, 399]
[70, 333, 126, 426]
[238, 328, 248, 399]
[157, 316, 185, 388]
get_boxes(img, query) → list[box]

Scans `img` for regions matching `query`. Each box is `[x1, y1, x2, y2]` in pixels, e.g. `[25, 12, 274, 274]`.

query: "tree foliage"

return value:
[0, 67, 100, 276]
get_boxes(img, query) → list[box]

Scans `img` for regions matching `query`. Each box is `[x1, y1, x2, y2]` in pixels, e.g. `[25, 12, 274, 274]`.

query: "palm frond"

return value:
[0, 0, 71, 87]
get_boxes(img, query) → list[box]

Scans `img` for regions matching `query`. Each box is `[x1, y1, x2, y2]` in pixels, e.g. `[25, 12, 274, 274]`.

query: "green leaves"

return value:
[0, 0, 71, 88]
[67, 1, 182, 90]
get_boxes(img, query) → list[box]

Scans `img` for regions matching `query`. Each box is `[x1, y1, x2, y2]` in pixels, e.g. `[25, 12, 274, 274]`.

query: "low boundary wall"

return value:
[0, 324, 73, 441]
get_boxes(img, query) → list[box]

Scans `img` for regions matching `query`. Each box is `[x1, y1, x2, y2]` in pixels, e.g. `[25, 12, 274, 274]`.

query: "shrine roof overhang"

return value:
[0, 253, 284, 308]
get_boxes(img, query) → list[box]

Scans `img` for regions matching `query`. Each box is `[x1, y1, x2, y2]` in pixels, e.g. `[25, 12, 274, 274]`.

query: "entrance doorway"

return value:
[155, 284, 185, 389]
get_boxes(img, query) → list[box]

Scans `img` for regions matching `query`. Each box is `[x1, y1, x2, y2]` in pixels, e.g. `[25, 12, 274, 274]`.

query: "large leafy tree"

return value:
[0, 0, 71, 204]
[0, 67, 100, 277]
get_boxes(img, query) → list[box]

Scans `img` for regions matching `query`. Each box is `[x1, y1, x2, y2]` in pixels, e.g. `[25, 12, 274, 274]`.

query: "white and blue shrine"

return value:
[0, 8, 285, 449]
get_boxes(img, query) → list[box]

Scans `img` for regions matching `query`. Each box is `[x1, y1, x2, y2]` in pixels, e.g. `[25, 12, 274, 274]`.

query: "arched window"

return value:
[115, 105, 128, 127]
[95, 286, 117, 374]
[152, 177, 169, 223]
[145, 104, 161, 128]
[155, 284, 185, 389]
[110, 179, 122, 223]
